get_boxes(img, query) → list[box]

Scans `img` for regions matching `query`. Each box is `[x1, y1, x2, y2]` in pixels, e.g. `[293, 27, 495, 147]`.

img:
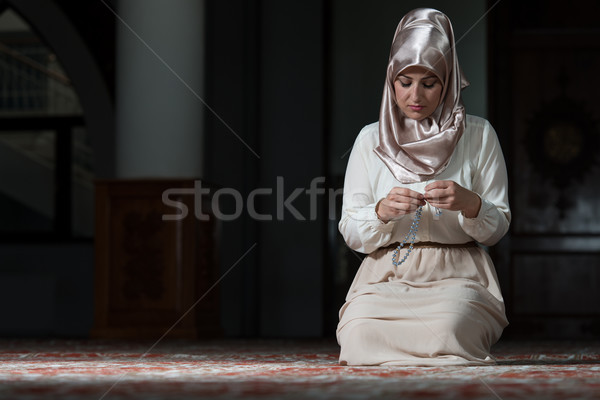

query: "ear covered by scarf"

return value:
[374, 8, 469, 183]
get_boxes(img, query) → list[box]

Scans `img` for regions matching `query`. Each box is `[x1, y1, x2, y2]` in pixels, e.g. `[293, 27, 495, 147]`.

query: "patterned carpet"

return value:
[0, 339, 598, 399]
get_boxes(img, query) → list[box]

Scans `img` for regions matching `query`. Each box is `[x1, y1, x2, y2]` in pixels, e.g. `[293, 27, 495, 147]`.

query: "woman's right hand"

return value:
[375, 187, 426, 223]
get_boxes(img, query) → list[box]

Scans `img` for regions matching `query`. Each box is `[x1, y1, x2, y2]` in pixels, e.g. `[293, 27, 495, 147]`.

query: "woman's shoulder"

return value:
[357, 121, 379, 139]
[465, 114, 494, 132]
[464, 114, 498, 142]
[351, 121, 380, 149]
[463, 114, 502, 159]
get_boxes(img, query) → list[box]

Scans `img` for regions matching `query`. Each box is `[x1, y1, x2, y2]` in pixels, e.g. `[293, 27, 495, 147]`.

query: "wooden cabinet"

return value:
[92, 179, 221, 339]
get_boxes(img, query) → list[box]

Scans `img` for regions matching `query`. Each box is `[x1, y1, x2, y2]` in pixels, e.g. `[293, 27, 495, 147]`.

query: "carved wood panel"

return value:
[93, 179, 220, 339]
[511, 35, 600, 234]
[490, 0, 600, 339]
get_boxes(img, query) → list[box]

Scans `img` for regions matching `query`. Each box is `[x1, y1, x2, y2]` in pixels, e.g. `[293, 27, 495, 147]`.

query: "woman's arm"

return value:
[338, 128, 416, 254]
[423, 119, 510, 245]
[457, 119, 511, 245]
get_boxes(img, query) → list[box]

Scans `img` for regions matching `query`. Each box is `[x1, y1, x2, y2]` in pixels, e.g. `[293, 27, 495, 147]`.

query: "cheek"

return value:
[431, 88, 443, 105]
[394, 87, 408, 104]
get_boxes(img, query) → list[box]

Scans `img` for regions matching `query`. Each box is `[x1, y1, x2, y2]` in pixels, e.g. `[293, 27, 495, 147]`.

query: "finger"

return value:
[388, 201, 422, 213]
[424, 180, 450, 192]
[382, 197, 422, 212]
[389, 187, 425, 200]
[423, 188, 448, 201]
[425, 200, 450, 210]
[388, 194, 427, 206]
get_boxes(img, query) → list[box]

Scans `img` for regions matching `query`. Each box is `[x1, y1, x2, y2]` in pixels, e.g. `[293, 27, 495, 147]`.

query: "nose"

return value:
[410, 85, 423, 102]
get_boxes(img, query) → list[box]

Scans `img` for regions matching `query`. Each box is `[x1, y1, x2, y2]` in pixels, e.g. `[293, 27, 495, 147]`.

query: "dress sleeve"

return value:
[458, 120, 511, 246]
[338, 130, 403, 254]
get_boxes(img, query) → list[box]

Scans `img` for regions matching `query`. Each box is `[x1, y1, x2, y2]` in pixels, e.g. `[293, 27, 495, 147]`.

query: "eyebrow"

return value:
[399, 74, 437, 80]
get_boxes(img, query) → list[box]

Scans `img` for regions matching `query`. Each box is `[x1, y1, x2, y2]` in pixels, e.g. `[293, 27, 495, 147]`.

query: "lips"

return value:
[409, 105, 425, 111]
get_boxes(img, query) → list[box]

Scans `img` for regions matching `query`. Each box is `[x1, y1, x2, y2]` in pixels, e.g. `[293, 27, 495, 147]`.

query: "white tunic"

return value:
[337, 115, 510, 366]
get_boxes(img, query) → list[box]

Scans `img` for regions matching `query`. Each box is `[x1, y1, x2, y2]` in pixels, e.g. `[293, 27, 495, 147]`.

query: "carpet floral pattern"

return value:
[0, 339, 598, 399]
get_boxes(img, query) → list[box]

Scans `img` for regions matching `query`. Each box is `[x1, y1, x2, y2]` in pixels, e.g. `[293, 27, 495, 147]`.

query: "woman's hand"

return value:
[424, 180, 481, 218]
[376, 187, 426, 223]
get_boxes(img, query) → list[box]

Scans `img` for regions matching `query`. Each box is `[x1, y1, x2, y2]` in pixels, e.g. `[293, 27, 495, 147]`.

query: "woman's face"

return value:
[393, 66, 443, 121]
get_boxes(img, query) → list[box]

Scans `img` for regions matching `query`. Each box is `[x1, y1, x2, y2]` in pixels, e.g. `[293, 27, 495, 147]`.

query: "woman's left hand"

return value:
[424, 180, 481, 218]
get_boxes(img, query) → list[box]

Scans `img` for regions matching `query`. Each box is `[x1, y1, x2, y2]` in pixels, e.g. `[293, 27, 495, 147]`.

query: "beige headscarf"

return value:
[374, 8, 469, 183]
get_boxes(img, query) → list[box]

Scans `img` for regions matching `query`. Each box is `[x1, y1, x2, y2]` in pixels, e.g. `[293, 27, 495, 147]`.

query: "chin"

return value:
[402, 109, 431, 121]
[406, 113, 428, 121]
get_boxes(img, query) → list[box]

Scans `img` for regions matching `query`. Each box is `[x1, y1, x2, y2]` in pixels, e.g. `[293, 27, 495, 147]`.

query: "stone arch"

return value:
[7, 0, 115, 178]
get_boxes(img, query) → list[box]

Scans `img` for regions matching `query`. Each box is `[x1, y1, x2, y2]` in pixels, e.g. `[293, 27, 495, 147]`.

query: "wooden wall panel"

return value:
[92, 179, 220, 339]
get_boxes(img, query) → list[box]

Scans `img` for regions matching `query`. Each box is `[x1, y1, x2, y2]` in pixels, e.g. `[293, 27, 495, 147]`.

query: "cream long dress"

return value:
[337, 115, 510, 366]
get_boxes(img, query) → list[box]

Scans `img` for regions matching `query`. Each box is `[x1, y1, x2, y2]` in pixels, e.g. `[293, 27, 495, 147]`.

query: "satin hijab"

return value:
[374, 8, 469, 183]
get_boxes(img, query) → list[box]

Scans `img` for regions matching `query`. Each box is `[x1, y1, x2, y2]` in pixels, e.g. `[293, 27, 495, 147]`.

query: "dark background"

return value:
[0, 0, 599, 340]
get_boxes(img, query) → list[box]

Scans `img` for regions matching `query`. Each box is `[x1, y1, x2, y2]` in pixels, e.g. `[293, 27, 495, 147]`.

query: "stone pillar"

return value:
[115, 0, 204, 178]
[92, 1, 218, 339]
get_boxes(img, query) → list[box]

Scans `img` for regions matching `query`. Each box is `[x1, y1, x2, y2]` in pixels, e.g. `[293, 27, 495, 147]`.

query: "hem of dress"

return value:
[339, 355, 496, 367]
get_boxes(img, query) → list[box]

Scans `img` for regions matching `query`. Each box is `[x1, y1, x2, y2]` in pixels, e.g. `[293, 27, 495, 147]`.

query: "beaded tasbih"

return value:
[391, 206, 442, 267]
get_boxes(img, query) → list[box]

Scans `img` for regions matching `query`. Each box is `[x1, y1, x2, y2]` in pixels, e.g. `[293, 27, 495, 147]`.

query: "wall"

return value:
[0, 0, 489, 338]
[0, 243, 94, 337]
[0, 0, 110, 338]
[205, 0, 326, 337]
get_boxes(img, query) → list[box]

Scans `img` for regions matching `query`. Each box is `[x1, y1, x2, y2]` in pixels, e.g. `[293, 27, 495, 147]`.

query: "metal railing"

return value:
[0, 33, 91, 239]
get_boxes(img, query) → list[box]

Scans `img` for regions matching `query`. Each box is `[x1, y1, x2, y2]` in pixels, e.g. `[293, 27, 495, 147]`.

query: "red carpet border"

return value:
[0, 339, 598, 399]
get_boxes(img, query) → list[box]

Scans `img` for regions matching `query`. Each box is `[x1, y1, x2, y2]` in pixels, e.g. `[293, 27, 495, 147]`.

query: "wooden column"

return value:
[92, 179, 220, 339]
